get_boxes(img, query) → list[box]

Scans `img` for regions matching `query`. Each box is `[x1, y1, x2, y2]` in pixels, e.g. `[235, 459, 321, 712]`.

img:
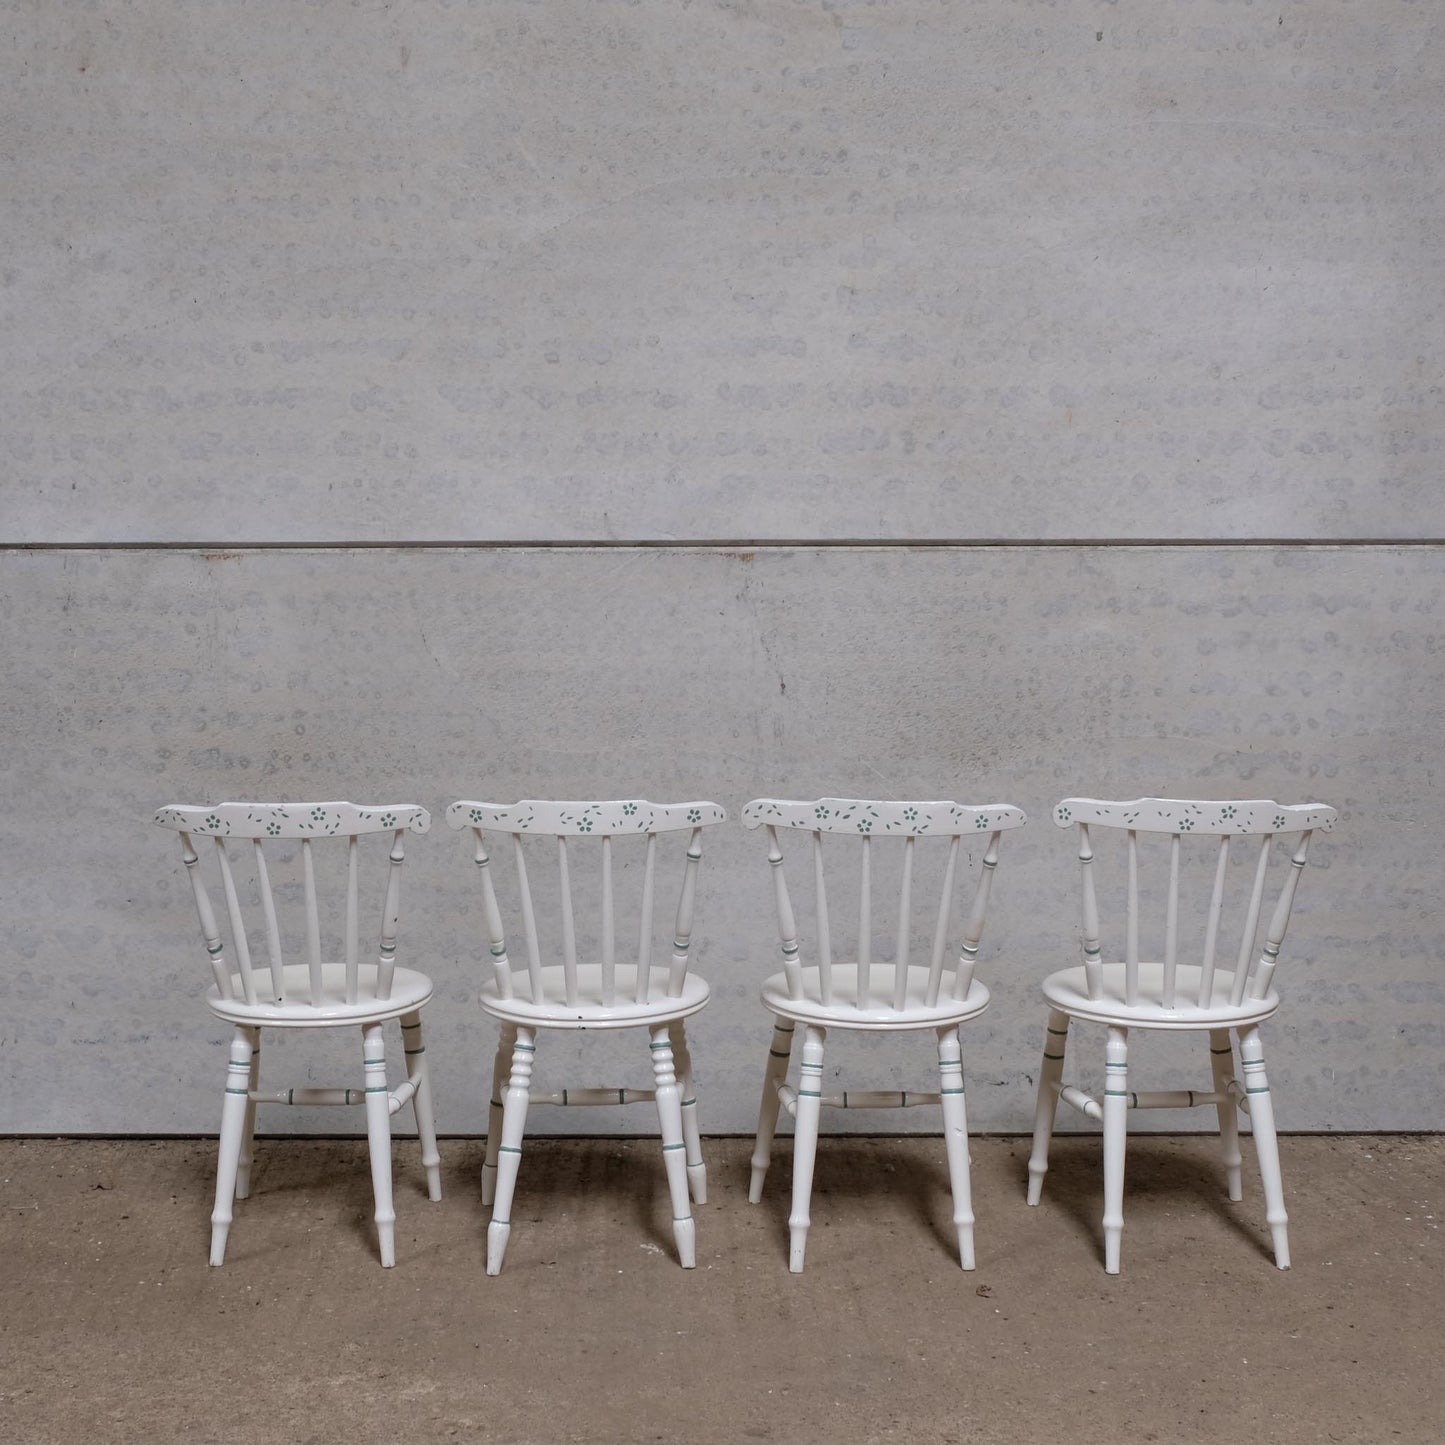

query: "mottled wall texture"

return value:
[3, 1, 1442, 1134]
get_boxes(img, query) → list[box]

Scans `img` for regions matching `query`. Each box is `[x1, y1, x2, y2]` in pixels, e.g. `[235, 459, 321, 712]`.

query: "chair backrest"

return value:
[741, 798, 1028, 1013]
[1052, 797, 1338, 1008]
[154, 802, 431, 1007]
[445, 800, 727, 1007]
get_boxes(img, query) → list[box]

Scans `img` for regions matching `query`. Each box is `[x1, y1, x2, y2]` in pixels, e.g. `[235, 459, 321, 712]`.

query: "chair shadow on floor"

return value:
[751, 1137, 966, 1267]
[178, 1137, 446, 1264]
[1021, 1133, 1284, 1267]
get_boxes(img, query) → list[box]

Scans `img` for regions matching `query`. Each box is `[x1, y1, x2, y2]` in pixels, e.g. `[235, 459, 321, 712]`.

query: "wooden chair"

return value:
[154, 801, 440, 1267]
[742, 797, 1027, 1271]
[446, 798, 726, 1273]
[1027, 796, 1337, 1273]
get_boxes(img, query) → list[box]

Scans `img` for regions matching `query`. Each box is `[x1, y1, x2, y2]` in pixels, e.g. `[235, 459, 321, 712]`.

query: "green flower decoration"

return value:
[310, 807, 327, 822]
[1178, 817, 1195, 831]
[205, 814, 221, 829]
[266, 822, 281, 836]
[1219, 805, 1237, 820]
[686, 809, 701, 823]
[379, 812, 396, 828]
[469, 808, 483, 823]
[622, 803, 637, 816]
[903, 807, 918, 822]
[577, 818, 594, 832]
[1274, 814, 1287, 830]
[1057, 806, 1072, 823]
[857, 818, 873, 833]
[976, 815, 990, 829]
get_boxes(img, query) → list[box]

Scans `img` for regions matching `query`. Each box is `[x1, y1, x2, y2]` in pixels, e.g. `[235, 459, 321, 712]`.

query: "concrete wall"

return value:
[4, 2, 1442, 1134]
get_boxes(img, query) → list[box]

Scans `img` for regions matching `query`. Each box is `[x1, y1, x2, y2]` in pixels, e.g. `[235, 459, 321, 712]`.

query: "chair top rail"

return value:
[743, 798, 1027, 837]
[446, 800, 725, 836]
[1052, 798, 1336, 836]
[156, 801, 430, 837]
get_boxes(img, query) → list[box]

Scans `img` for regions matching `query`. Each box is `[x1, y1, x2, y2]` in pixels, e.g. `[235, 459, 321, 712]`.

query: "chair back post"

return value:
[1075, 821, 1105, 1001]
[469, 827, 515, 1001]
[953, 829, 1002, 1003]
[375, 827, 406, 1002]
[667, 826, 705, 998]
[765, 824, 805, 1001]
[178, 831, 232, 999]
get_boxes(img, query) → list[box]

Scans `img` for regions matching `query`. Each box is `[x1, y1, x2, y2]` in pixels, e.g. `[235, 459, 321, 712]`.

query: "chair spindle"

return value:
[301, 837, 323, 1007]
[891, 836, 915, 1010]
[215, 837, 258, 1008]
[812, 831, 833, 1006]
[859, 835, 872, 1007]
[923, 834, 959, 1007]
[557, 835, 580, 1007]
[345, 834, 360, 1005]
[1198, 834, 1230, 1007]
[511, 834, 545, 1005]
[251, 838, 286, 1005]
[1162, 832, 1180, 1009]
[1248, 832, 1312, 1001]
[600, 834, 616, 1008]
[1125, 830, 1139, 1005]
[1230, 835, 1273, 1007]
[767, 825, 803, 1001]
[377, 830, 404, 1001]
[635, 832, 657, 1005]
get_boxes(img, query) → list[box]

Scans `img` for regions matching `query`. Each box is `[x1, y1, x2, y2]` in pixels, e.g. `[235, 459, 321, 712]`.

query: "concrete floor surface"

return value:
[1, 1134, 1440, 1444]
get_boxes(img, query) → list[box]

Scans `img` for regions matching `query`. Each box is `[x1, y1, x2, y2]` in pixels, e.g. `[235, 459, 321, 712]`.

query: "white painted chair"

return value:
[446, 798, 726, 1274]
[154, 801, 440, 1267]
[1028, 797, 1337, 1273]
[742, 798, 1027, 1272]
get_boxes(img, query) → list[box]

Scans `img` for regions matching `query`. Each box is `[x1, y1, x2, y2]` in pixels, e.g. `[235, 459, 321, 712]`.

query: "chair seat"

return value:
[480, 964, 710, 1030]
[1041, 961, 1279, 1031]
[761, 965, 991, 1032]
[207, 963, 434, 1028]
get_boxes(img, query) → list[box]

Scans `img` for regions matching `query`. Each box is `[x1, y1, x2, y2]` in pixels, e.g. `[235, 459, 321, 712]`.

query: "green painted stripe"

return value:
[1047, 1026, 1069, 1036]
[781, 942, 799, 955]
[1246, 1086, 1270, 1095]
[405, 1046, 425, 1055]
[797, 1089, 822, 1098]
[1211, 1046, 1232, 1054]
[514, 1042, 536, 1052]
[673, 1216, 692, 1224]
[379, 943, 396, 954]
[1104, 1089, 1128, 1097]
[365, 1085, 389, 1094]
[681, 1098, 697, 1107]
[769, 1049, 791, 1059]
[207, 942, 224, 954]
[490, 1098, 502, 1108]
[649, 1041, 671, 1051]
[489, 944, 507, 956]
[663, 1143, 685, 1152]
[940, 1087, 965, 1096]
[224, 1086, 249, 1095]
[491, 1217, 509, 1226]
[499, 1145, 522, 1155]
[1043, 1051, 1066, 1061]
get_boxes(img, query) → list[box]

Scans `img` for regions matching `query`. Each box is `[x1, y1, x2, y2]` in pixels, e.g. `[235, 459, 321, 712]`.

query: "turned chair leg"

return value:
[1211, 1028, 1243, 1202]
[1239, 1025, 1290, 1268]
[671, 1021, 707, 1206]
[749, 1017, 795, 1203]
[1102, 1025, 1129, 1274]
[234, 1028, 261, 1201]
[401, 1012, 442, 1202]
[481, 1024, 516, 1207]
[210, 1025, 255, 1266]
[650, 1024, 696, 1268]
[788, 1024, 827, 1273]
[361, 1022, 397, 1267]
[937, 1026, 976, 1270]
[488, 1026, 535, 1275]
[1027, 1010, 1070, 1206]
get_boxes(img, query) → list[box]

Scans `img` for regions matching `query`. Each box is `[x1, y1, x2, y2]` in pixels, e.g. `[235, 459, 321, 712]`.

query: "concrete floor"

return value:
[1, 1134, 1440, 1444]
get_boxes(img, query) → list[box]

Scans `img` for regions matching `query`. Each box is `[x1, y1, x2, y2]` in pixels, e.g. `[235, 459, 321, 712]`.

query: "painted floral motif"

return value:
[1274, 814, 1287, 830]
[205, 814, 221, 830]
[1218, 805, 1237, 821]
[622, 803, 637, 816]
[1056, 806, 1072, 823]
[1177, 816, 1195, 831]
[266, 822, 281, 836]
[379, 812, 396, 828]
[310, 808, 327, 823]
[686, 808, 701, 823]
[903, 807, 918, 822]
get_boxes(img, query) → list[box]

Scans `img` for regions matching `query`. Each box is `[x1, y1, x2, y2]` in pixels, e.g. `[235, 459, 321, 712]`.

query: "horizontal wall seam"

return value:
[6, 538, 1444, 553]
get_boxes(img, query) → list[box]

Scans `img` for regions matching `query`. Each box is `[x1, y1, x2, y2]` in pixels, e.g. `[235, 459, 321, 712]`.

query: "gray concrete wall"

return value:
[3, 2, 1441, 1134]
